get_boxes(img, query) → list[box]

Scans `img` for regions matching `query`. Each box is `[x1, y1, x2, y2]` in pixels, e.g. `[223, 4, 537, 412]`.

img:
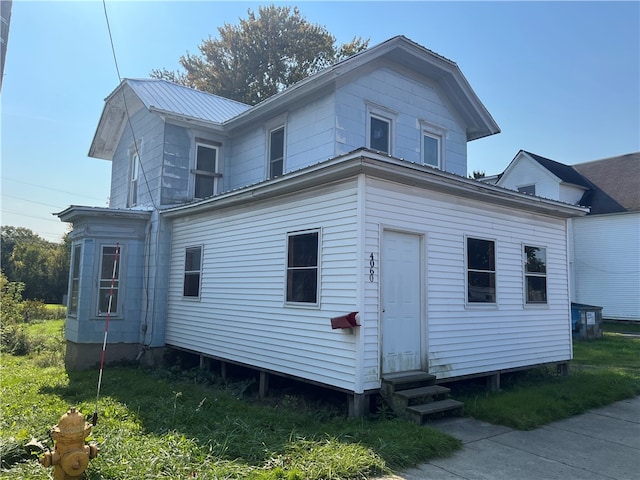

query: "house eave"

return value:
[162, 150, 588, 219]
[57, 205, 153, 223]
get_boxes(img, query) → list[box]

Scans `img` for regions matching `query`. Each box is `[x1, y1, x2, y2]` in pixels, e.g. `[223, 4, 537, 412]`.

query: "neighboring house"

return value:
[58, 36, 587, 414]
[487, 150, 640, 322]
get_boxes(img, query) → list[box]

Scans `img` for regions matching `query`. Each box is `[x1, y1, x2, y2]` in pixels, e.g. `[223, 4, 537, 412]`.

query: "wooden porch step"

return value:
[406, 399, 464, 424]
[382, 372, 437, 392]
[394, 385, 451, 404]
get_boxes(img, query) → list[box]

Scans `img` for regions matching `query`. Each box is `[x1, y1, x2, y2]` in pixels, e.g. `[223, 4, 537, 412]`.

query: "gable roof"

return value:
[573, 152, 640, 213]
[114, 78, 251, 124]
[89, 36, 500, 160]
[504, 151, 639, 214]
[521, 151, 592, 189]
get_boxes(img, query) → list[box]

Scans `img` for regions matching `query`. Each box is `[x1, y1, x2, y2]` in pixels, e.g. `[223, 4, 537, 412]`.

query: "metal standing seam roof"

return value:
[125, 78, 252, 124]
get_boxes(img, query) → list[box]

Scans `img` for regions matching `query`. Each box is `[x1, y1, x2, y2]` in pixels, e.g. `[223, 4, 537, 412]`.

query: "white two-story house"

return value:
[58, 36, 587, 415]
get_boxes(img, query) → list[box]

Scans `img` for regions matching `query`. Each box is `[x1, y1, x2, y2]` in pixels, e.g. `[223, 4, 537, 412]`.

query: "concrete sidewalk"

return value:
[379, 396, 640, 480]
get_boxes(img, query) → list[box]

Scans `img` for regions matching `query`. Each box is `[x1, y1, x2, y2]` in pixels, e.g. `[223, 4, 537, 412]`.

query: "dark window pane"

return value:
[370, 117, 389, 153]
[467, 272, 496, 303]
[423, 135, 439, 166]
[100, 246, 119, 280]
[467, 238, 495, 271]
[270, 159, 283, 178]
[287, 269, 318, 303]
[288, 233, 318, 267]
[196, 145, 217, 172]
[183, 273, 200, 297]
[518, 185, 536, 195]
[526, 276, 547, 303]
[525, 246, 546, 273]
[270, 128, 284, 161]
[195, 175, 215, 198]
[98, 289, 118, 315]
[185, 247, 201, 271]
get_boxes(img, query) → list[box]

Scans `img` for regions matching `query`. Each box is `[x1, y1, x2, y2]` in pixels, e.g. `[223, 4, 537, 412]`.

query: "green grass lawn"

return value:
[0, 319, 460, 480]
[455, 329, 640, 430]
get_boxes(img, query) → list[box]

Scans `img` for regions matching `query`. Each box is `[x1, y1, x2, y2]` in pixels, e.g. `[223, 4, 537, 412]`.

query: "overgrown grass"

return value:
[455, 331, 640, 430]
[0, 320, 460, 479]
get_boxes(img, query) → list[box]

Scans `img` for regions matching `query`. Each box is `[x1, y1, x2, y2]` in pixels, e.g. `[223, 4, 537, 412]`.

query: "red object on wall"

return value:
[331, 311, 360, 329]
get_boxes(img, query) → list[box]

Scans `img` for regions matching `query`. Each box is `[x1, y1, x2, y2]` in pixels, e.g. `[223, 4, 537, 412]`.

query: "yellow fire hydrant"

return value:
[40, 407, 99, 480]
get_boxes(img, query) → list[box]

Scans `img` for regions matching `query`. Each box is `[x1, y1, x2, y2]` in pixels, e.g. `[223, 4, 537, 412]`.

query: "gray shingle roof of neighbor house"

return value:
[524, 150, 639, 214]
[573, 152, 640, 214]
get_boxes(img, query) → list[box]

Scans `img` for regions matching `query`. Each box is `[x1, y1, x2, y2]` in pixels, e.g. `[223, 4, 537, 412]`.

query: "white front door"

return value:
[381, 230, 423, 374]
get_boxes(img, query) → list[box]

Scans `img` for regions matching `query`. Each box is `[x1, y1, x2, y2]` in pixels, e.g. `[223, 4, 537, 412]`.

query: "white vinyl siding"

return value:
[364, 177, 571, 383]
[166, 180, 361, 391]
[572, 212, 640, 321]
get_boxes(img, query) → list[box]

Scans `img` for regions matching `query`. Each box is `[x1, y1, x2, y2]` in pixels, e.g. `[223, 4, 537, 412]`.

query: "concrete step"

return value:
[406, 399, 464, 425]
[394, 385, 451, 406]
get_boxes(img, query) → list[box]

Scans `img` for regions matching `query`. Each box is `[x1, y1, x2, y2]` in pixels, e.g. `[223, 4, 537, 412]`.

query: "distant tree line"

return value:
[1, 226, 71, 304]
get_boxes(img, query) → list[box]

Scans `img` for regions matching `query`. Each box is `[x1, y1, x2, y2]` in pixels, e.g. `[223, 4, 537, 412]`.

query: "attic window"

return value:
[518, 184, 536, 195]
[268, 126, 285, 179]
[423, 133, 440, 168]
[369, 115, 390, 153]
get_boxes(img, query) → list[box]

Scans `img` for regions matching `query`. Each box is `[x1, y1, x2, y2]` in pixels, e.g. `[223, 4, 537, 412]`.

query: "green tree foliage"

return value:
[151, 5, 369, 105]
[1, 226, 71, 303]
[0, 272, 24, 325]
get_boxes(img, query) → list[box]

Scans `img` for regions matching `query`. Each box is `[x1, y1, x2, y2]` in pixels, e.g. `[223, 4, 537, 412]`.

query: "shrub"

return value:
[0, 273, 24, 325]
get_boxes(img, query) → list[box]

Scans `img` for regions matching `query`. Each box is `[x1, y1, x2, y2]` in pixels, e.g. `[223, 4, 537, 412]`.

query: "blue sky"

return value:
[1, 1, 639, 243]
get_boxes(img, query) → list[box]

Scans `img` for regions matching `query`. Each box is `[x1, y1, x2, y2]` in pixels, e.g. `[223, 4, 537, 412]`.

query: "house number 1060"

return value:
[369, 253, 375, 282]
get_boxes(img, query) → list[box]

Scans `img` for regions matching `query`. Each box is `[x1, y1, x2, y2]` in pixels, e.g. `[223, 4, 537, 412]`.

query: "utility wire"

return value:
[102, 0, 158, 211]
[1, 177, 107, 203]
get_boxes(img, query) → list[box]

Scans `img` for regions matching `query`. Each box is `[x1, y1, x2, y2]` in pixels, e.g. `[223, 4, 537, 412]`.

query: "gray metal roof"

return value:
[124, 78, 251, 124]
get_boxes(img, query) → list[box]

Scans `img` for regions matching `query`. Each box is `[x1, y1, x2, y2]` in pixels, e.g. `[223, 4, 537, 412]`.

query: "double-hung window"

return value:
[369, 115, 391, 153]
[128, 152, 139, 207]
[466, 237, 496, 303]
[98, 245, 120, 316]
[193, 143, 220, 199]
[422, 133, 441, 168]
[286, 230, 319, 305]
[524, 246, 547, 304]
[268, 126, 285, 179]
[183, 246, 202, 298]
[69, 244, 82, 315]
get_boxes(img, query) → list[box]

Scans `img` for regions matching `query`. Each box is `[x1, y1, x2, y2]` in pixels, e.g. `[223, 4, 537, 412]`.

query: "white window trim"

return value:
[128, 151, 140, 207]
[420, 120, 446, 169]
[97, 244, 122, 317]
[284, 228, 321, 308]
[464, 235, 498, 307]
[265, 114, 288, 180]
[523, 244, 548, 307]
[366, 103, 397, 155]
[68, 243, 82, 317]
[191, 141, 222, 199]
[183, 245, 204, 300]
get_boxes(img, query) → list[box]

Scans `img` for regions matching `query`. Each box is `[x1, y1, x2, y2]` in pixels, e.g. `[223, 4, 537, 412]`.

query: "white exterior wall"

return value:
[572, 212, 640, 321]
[362, 177, 573, 385]
[335, 67, 468, 176]
[166, 180, 364, 391]
[499, 157, 562, 201]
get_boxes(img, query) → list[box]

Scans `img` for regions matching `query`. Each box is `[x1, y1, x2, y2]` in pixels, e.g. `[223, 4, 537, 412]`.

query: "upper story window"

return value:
[367, 103, 396, 155]
[286, 230, 320, 305]
[68, 244, 82, 315]
[369, 115, 390, 153]
[128, 152, 139, 207]
[183, 246, 203, 298]
[268, 126, 285, 179]
[466, 237, 496, 304]
[518, 184, 536, 195]
[193, 142, 221, 199]
[98, 245, 121, 316]
[422, 133, 441, 168]
[524, 245, 547, 304]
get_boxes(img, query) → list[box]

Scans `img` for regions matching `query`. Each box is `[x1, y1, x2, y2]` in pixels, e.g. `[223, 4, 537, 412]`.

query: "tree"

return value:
[1, 226, 71, 303]
[470, 170, 486, 179]
[151, 5, 369, 105]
